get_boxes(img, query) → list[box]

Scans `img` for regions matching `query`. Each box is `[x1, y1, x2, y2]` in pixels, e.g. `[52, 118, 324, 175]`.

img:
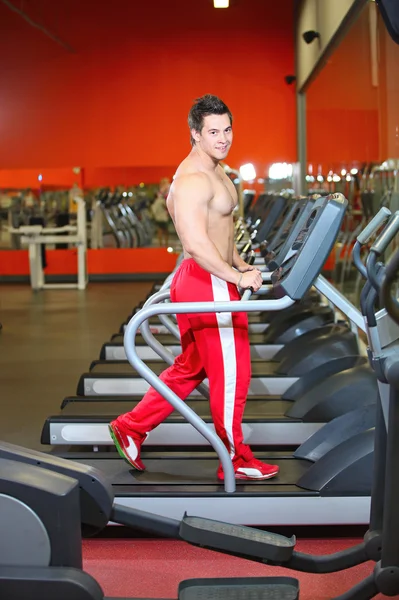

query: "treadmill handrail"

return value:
[314, 275, 367, 333]
[357, 206, 391, 244]
[158, 311, 180, 339]
[352, 206, 392, 279]
[140, 290, 177, 361]
[381, 246, 399, 325]
[124, 293, 295, 494]
[371, 210, 399, 255]
[158, 266, 182, 338]
[159, 276, 173, 291]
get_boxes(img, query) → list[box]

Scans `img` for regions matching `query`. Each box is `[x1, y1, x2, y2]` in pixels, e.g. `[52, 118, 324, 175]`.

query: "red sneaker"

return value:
[217, 448, 279, 481]
[108, 420, 146, 471]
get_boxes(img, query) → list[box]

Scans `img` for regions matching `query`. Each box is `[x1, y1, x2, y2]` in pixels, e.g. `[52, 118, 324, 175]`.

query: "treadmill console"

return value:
[269, 195, 325, 270]
[271, 193, 347, 300]
[255, 194, 292, 244]
[267, 198, 305, 253]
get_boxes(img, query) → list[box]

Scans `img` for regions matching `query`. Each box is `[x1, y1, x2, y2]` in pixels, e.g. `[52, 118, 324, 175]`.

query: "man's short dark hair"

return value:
[188, 94, 233, 146]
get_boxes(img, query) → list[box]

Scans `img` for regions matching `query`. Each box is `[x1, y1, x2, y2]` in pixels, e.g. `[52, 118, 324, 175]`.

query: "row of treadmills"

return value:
[33, 191, 399, 526]
[3, 189, 399, 599]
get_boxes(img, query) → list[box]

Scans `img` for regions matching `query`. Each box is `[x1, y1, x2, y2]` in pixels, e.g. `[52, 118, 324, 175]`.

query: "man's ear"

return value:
[191, 128, 201, 143]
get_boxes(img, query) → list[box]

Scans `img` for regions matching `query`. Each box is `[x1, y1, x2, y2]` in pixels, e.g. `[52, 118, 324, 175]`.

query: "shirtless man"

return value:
[109, 94, 279, 481]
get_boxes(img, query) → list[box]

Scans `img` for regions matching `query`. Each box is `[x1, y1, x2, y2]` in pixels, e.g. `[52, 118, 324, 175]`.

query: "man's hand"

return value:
[237, 262, 256, 273]
[238, 268, 263, 292]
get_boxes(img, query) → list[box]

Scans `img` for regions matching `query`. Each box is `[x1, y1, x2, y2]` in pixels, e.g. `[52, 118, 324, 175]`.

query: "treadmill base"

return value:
[113, 494, 371, 527]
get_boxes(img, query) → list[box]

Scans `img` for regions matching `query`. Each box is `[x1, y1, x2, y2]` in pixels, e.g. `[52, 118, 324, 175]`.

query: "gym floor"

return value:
[0, 283, 384, 599]
[0, 281, 152, 450]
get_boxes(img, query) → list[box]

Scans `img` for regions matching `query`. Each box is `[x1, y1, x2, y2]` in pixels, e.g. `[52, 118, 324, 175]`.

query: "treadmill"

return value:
[48, 193, 379, 526]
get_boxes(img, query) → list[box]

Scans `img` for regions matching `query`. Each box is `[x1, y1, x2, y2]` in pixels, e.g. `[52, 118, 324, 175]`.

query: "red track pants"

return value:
[118, 258, 251, 460]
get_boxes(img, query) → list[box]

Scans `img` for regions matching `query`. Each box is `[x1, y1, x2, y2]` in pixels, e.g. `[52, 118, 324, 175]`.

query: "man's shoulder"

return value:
[175, 155, 211, 179]
[173, 169, 212, 195]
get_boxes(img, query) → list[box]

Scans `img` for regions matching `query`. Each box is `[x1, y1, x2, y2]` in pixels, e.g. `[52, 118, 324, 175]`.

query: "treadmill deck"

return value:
[56, 451, 371, 526]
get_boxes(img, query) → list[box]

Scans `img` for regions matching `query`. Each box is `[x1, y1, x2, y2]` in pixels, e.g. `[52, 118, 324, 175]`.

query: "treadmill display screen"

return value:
[271, 254, 296, 284]
[289, 208, 319, 254]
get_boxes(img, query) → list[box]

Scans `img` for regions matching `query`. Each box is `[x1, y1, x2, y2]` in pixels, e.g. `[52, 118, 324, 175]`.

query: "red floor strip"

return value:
[82, 538, 384, 599]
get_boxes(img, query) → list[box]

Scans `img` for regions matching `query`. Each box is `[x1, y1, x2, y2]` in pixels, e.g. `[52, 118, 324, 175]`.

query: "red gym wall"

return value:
[0, 0, 296, 188]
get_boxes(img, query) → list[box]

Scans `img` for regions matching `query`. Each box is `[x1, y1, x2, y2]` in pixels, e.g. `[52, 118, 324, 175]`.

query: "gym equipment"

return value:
[8, 196, 87, 291]
[0, 443, 299, 598]
[92, 188, 153, 249]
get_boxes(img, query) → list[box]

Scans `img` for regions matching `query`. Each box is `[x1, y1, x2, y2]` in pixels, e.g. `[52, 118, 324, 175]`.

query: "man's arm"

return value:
[172, 173, 241, 285]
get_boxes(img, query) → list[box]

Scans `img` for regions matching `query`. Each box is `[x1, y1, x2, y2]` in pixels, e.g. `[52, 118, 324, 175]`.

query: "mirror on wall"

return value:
[305, 0, 399, 303]
[0, 176, 176, 252]
[306, 1, 399, 210]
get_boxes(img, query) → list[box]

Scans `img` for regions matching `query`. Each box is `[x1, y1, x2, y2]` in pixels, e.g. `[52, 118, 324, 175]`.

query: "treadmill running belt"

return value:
[70, 455, 310, 486]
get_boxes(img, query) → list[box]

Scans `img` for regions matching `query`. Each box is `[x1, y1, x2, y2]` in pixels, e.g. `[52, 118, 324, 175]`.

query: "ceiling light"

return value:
[268, 162, 293, 181]
[240, 163, 256, 181]
[214, 0, 229, 7]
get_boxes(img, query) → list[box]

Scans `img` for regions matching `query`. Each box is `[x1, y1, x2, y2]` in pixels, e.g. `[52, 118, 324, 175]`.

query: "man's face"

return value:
[192, 113, 233, 160]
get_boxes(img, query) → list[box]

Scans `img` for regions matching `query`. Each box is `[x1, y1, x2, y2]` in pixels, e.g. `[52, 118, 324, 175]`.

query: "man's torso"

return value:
[167, 158, 237, 264]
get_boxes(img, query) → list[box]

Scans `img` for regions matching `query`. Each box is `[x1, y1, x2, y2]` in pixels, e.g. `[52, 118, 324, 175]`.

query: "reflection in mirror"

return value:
[306, 1, 399, 304]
